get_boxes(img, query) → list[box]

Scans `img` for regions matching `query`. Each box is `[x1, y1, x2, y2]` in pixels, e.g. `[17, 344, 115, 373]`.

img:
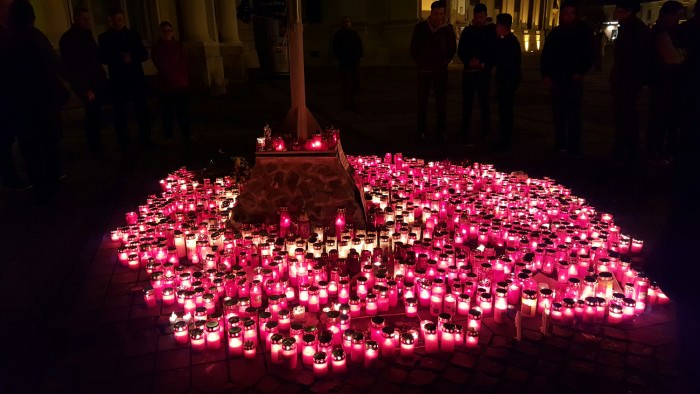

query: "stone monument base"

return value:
[233, 143, 366, 228]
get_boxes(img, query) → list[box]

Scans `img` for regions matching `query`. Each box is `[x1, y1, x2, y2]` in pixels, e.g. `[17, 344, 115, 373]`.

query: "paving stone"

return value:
[191, 346, 227, 365]
[508, 352, 536, 371]
[395, 355, 419, 367]
[119, 353, 155, 377]
[451, 352, 477, 369]
[551, 325, 575, 338]
[598, 338, 628, 353]
[528, 375, 551, 391]
[382, 366, 408, 384]
[543, 335, 569, 350]
[597, 350, 625, 368]
[442, 366, 469, 384]
[628, 342, 654, 357]
[513, 340, 539, 356]
[505, 367, 529, 383]
[597, 365, 625, 381]
[157, 333, 182, 352]
[539, 345, 566, 363]
[155, 348, 190, 371]
[570, 343, 597, 361]
[522, 330, 542, 342]
[491, 335, 514, 348]
[484, 347, 509, 360]
[367, 380, 400, 394]
[406, 369, 437, 386]
[432, 379, 462, 394]
[420, 356, 448, 371]
[603, 326, 628, 340]
[98, 306, 130, 323]
[627, 355, 656, 372]
[469, 372, 499, 391]
[230, 357, 266, 387]
[293, 368, 314, 386]
[476, 358, 505, 376]
[112, 374, 153, 394]
[255, 375, 283, 393]
[191, 361, 230, 392]
[625, 371, 655, 387]
[573, 332, 601, 344]
[628, 322, 676, 346]
[345, 371, 377, 389]
[567, 359, 596, 375]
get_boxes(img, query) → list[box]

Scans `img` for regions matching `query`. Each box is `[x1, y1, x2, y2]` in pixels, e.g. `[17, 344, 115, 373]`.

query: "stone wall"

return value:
[233, 151, 366, 228]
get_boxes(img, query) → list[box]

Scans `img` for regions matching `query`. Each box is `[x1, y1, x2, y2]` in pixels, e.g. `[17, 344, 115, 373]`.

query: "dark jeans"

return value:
[551, 80, 583, 153]
[160, 91, 191, 139]
[612, 85, 642, 160]
[460, 70, 491, 136]
[417, 70, 448, 137]
[112, 81, 151, 147]
[16, 108, 61, 200]
[82, 97, 103, 153]
[496, 85, 516, 148]
[0, 107, 20, 185]
[340, 66, 359, 109]
[649, 70, 681, 157]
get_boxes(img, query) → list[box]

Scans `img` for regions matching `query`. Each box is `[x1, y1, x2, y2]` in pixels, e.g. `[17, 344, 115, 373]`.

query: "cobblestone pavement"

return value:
[0, 54, 686, 393]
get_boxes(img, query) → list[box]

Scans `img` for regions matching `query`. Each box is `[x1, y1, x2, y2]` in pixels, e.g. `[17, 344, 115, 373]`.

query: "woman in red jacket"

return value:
[152, 21, 191, 141]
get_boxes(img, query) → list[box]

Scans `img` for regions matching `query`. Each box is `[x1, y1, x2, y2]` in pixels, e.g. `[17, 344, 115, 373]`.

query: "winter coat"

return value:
[611, 16, 651, 91]
[59, 25, 108, 97]
[333, 28, 363, 69]
[494, 33, 521, 93]
[410, 20, 457, 72]
[541, 21, 594, 84]
[98, 27, 148, 84]
[457, 23, 497, 70]
[151, 39, 189, 92]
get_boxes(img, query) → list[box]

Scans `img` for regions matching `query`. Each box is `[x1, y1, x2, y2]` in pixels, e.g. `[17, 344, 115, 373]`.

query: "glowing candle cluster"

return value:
[255, 126, 339, 152]
[111, 154, 670, 375]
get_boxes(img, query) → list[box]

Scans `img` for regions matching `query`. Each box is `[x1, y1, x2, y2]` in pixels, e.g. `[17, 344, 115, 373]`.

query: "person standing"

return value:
[410, 1, 456, 142]
[99, 7, 152, 149]
[677, 1, 699, 153]
[457, 3, 496, 142]
[59, 7, 109, 156]
[333, 16, 363, 111]
[541, 1, 594, 155]
[493, 13, 521, 151]
[152, 21, 191, 142]
[648, 1, 685, 162]
[610, 0, 650, 162]
[8, 0, 69, 203]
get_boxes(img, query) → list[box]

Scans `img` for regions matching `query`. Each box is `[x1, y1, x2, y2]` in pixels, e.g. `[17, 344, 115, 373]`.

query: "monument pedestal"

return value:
[233, 144, 366, 228]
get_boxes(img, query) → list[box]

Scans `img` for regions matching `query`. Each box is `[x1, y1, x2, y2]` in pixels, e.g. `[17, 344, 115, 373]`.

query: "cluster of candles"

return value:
[111, 154, 669, 374]
[256, 125, 340, 152]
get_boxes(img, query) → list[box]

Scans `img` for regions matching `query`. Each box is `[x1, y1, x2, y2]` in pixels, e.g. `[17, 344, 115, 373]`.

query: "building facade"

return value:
[30, 0, 697, 89]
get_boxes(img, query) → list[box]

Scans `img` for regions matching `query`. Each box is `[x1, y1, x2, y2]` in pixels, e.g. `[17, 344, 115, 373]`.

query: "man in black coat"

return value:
[333, 16, 363, 111]
[493, 13, 521, 151]
[99, 7, 152, 149]
[410, 1, 456, 142]
[457, 3, 496, 141]
[0, 0, 23, 189]
[610, 0, 650, 161]
[541, 1, 593, 155]
[60, 7, 109, 155]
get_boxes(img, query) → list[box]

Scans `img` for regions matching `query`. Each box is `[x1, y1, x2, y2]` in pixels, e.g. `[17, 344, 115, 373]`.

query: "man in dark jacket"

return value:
[457, 3, 496, 141]
[610, 0, 650, 161]
[541, 1, 593, 155]
[60, 7, 109, 155]
[410, 1, 456, 142]
[8, 0, 69, 203]
[333, 16, 363, 111]
[0, 0, 23, 189]
[99, 7, 152, 149]
[493, 13, 521, 151]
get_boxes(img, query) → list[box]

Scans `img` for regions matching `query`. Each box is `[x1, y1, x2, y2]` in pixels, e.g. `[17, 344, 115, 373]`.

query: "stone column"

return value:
[178, 0, 226, 92]
[532, 0, 541, 29]
[33, 0, 71, 47]
[216, 0, 246, 81]
[178, 0, 211, 42]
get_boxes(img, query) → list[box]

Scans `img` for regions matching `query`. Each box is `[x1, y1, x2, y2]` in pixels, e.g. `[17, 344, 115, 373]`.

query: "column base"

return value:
[183, 41, 227, 95]
[220, 43, 247, 82]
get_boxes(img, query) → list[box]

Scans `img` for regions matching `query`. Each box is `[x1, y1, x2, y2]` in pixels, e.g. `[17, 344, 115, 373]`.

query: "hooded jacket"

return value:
[410, 20, 456, 72]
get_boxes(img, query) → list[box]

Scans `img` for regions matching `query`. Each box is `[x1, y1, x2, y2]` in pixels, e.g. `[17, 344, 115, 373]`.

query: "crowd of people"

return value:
[0, 0, 191, 203]
[400, 0, 698, 159]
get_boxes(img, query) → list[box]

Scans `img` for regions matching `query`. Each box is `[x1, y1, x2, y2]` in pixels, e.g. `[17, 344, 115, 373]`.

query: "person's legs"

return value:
[551, 83, 567, 150]
[174, 92, 191, 139]
[434, 70, 448, 140]
[161, 93, 175, 139]
[83, 98, 103, 154]
[417, 71, 431, 138]
[0, 110, 21, 186]
[340, 68, 351, 109]
[476, 71, 491, 137]
[497, 89, 515, 149]
[112, 87, 130, 149]
[460, 72, 478, 136]
[132, 82, 152, 146]
[647, 83, 663, 158]
[567, 80, 583, 154]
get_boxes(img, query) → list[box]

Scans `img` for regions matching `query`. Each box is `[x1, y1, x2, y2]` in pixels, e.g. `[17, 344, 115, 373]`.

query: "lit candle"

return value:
[351, 333, 365, 364]
[244, 340, 257, 359]
[381, 327, 396, 360]
[364, 340, 379, 368]
[302, 334, 317, 367]
[494, 288, 508, 323]
[583, 297, 597, 324]
[313, 352, 328, 377]
[405, 297, 418, 317]
[365, 294, 378, 316]
[607, 304, 623, 325]
[457, 293, 471, 316]
[206, 321, 221, 350]
[423, 323, 439, 353]
[467, 308, 482, 331]
[441, 323, 456, 353]
[623, 297, 636, 321]
[174, 321, 189, 345]
[400, 333, 415, 358]
[430, 294, 443, 316]
[520, 290, 537, 318]
[465, 328, 479, 349]
[143, 286, 156, 308]
[331, 348, 347, 374]
[190, 328, 206, 352]
[281, 338, 298, 369]
[537, 288, 553, 315]
[228, 327, 243, 356]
